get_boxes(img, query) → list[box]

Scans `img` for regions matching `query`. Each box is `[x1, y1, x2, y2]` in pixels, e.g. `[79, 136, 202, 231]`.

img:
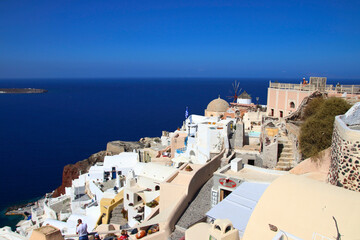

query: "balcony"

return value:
[269, 82, 333, 92]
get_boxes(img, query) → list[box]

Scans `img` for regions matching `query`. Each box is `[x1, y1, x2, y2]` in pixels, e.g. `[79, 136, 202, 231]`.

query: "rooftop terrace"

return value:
[95, 179, 116, 192]
[218, 164, 286, 183]
[269, 81, 360, 95]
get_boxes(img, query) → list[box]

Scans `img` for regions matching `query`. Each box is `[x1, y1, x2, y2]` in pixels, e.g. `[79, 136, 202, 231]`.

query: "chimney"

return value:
[231, 158, 243, 172]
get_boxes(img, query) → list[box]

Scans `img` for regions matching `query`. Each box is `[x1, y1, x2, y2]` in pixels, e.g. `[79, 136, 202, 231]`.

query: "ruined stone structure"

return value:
[260, 122, 279, 169]
[234, 122, 245, 149]
[284, 91, 325, 121]
[328, 103, 360, 192]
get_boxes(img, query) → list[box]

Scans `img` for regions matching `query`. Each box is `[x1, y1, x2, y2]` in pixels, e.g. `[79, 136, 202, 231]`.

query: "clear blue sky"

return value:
[0, 0, 359, 79]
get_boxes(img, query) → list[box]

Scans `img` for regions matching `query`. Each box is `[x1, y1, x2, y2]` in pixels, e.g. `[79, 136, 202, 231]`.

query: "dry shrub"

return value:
[300, 97, 351, 159]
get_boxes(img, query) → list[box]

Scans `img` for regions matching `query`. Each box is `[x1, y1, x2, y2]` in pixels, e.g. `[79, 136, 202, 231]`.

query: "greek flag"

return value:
[185, 107, 189, 119]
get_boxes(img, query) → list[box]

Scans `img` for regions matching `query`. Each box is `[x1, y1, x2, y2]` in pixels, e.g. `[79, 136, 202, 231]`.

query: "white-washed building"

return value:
[123, 163, 178, 227]
[172, 115, 234, 165]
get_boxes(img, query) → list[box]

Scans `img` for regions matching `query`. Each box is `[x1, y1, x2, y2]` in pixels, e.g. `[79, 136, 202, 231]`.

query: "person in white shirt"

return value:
[76, 219, 88, 240]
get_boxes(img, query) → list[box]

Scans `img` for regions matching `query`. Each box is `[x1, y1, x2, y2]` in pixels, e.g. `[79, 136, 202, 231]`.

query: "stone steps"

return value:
[280, 152, 293, 157]
[276, 159, 293, 170]
[168, 229, 185, 240]
[109, 204, 125, 225]
[277, 162, 292, 167]
[276, 135, 295, 171]
[279, 142, 292, 147]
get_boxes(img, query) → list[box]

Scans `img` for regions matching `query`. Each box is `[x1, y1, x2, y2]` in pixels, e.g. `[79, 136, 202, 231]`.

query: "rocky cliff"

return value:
[52, 150, 108, 197]
[52, 138, 161, 197]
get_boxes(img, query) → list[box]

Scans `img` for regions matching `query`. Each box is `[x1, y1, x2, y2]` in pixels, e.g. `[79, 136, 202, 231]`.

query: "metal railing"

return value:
[269, 82, 332, 91]
[330, 85, 360, 95]
[269, 81, 360, 95]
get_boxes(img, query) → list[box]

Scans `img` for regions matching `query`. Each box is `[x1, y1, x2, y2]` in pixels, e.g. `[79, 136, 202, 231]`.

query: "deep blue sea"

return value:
[0, 77, 359, 229]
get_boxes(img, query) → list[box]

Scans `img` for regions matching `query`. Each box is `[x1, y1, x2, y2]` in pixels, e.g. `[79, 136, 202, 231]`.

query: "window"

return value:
[290, 102, 295, 108]
[248, 159, 255, 165]
[155, 185, 160, 191]
[225, 225, 232, 233]
[279, 111, 283, 118]
[215, 225, 221, 231]
[270, 109, 274, 116]
[137, 195, 142, 202]
[126, 194, 129, 200]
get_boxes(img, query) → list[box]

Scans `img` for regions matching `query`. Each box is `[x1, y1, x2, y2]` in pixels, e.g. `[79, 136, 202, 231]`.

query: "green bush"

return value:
[302, 97, 325, 120]
[299, 97, 351, 159]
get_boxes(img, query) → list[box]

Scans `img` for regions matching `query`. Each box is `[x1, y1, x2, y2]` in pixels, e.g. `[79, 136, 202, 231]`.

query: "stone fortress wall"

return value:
[328, 103, 360, 192]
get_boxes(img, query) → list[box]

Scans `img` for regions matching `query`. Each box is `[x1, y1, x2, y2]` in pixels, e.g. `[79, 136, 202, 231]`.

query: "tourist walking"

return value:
[76, 219, 89, 240]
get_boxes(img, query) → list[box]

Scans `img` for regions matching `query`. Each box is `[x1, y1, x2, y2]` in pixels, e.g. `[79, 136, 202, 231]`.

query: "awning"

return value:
[206, 182, 269, 236]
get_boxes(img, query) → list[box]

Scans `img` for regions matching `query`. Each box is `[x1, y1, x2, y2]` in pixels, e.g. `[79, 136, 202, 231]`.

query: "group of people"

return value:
[76, 219, 129, 240]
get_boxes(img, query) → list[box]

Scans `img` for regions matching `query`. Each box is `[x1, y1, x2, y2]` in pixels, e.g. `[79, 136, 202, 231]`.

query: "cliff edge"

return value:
[52, 150, 107, 197]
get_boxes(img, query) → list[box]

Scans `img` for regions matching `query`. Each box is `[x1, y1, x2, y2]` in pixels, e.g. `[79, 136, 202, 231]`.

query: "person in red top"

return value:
[119, 230, 129, 240]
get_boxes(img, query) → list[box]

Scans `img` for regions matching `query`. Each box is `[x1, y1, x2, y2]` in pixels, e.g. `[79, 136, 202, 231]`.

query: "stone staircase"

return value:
[109, 203, 127, 225]
[276, 135, 295, 171]
[168, 177, 214, 240]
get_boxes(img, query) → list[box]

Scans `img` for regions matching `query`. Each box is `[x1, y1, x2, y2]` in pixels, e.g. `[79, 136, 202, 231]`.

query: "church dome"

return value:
[206, 97, 229, 112]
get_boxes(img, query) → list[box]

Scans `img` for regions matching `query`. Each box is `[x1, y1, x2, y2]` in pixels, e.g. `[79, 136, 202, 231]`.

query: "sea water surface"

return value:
[0, 78, 358, 229]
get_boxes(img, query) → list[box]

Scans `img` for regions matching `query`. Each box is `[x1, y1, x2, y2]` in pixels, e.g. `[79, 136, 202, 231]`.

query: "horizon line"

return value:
[1, 76, 360, 81]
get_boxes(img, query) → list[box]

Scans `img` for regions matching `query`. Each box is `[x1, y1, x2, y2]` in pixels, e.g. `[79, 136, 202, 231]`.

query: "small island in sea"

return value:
[0, 88, 48, 94]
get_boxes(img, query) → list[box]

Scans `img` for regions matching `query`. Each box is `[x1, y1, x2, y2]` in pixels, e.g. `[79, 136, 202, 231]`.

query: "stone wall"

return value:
[260, 124, 279, 168]
[285, 122, 302, 164]
[234, 122, 245, 148]
[235, 152, 263, 167]
[261, 141, 278, 168]
[328, 116, 360, 192]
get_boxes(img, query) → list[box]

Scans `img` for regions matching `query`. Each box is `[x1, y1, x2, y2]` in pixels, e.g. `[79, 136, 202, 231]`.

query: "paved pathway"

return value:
[168, 177, 214, 240]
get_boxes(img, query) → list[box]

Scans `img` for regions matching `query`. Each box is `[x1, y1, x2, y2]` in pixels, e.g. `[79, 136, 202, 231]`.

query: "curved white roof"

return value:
[243, 174, 360, 240]
[138, 163, 177, 182]
[103, 152, 138, 171]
